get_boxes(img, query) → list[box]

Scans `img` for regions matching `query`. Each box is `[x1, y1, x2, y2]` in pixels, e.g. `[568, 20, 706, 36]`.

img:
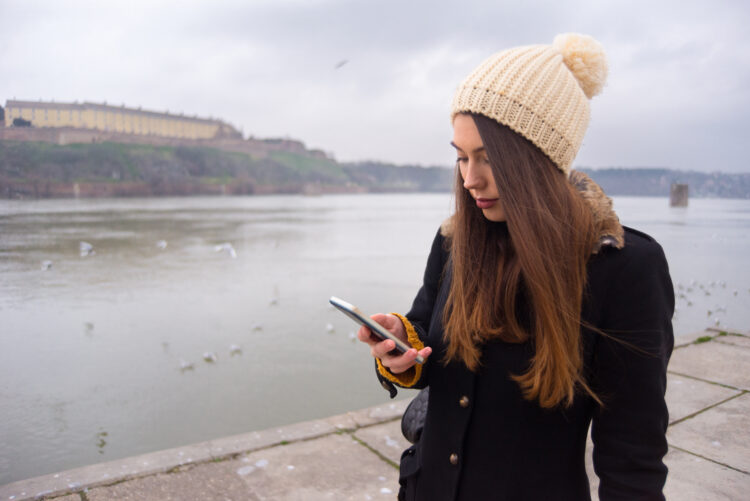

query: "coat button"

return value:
[459, 396, 469, 408]
[449, 453, 458, 465]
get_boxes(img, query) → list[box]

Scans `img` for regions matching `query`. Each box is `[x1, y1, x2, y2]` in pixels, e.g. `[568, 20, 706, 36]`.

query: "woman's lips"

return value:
[476, 198, 498, 209]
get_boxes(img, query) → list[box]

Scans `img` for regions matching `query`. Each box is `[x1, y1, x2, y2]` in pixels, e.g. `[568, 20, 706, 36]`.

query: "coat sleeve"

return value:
[376, 228, 448, 397]
[591, 238, 675, 501]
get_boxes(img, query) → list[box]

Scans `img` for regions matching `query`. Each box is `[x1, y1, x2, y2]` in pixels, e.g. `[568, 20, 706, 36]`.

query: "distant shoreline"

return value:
[1, 139, 748, 199]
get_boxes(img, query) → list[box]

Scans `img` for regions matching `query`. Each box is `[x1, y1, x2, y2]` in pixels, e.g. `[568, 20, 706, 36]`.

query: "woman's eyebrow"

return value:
[450, 141, 485, 153]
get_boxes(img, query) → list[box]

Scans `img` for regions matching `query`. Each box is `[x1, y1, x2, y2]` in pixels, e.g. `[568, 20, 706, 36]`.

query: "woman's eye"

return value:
[456, 157, 468, 165]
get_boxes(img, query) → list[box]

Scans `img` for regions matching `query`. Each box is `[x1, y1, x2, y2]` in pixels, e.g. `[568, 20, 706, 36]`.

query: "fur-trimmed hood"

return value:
[439, 170, 624, 254]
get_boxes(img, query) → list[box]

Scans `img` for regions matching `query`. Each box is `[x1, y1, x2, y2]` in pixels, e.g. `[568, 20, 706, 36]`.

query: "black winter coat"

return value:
[376, 224, 674, 501]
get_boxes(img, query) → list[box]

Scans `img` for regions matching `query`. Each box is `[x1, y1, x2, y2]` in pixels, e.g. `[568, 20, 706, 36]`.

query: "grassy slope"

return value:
[0, 140, 454, 193]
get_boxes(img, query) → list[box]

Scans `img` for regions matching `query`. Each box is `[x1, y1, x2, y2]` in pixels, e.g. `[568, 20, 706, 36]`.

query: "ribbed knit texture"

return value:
[451, 34, 607, 175]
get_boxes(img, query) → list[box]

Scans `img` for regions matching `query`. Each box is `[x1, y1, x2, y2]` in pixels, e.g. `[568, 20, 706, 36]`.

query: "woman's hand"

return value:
[357, 313, 432, 374]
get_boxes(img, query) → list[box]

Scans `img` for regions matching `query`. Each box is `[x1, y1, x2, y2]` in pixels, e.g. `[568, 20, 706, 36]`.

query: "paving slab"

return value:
[663, 447, 750, 500]
[665, 373, 741, 423]
[87, 433, 398, 501]
[715, 334, 750, 349]
[589, 446, 750, 500]
[667, 393, 750, 473]
[668, 340, 750, 390]
[354, 420, 411, 464]
[584, 433, 597, 497]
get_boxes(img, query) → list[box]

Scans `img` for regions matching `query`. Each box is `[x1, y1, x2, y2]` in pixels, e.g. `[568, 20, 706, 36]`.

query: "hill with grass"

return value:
[0, 140, 452, 198]
[1, 139, 748, 198]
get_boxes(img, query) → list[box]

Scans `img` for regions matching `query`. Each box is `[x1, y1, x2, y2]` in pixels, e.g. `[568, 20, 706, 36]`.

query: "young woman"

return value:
[357, 34, 674, 500]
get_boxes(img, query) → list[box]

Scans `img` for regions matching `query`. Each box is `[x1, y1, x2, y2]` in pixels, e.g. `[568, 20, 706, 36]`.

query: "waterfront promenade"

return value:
[2, 328, 748, 500]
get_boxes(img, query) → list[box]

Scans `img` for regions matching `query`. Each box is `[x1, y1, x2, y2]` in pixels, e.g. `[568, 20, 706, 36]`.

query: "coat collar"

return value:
[568, 170, 625, 253]
[440, 170, 625, 254]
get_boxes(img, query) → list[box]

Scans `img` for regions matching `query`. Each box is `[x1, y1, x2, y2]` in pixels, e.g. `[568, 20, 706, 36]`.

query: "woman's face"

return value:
[451, 114, 505, 222]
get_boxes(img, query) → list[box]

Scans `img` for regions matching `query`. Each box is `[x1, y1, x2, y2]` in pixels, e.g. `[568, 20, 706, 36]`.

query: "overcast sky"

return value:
[1, 0, 748, 172]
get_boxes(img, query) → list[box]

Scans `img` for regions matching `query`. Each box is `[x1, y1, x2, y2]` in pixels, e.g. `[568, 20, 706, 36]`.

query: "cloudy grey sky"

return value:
[1, 0, 748, 172]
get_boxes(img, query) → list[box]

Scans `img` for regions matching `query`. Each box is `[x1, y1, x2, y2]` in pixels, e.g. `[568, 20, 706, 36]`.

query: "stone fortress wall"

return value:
[0, 99, 329, 159]
[2, 99, 240, 140]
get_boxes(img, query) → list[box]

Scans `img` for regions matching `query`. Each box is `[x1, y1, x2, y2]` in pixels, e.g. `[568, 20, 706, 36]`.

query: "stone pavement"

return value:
[2, 328, 749, 500]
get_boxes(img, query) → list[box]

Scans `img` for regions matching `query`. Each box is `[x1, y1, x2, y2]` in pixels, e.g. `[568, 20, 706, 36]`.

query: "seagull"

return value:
[334, 59, 348, 69]
[214, 243, 237, 258]
[230, 344, 242, 356]
[156, 240, 168, 250]
[80, 241, 95, 257]
[203, 352, 217, 363]
[179, 359, 195, 371]
[41, 260, 53, 271]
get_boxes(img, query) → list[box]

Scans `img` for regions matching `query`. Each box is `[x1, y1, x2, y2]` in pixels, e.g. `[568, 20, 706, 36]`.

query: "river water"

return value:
[1, 194, 748, 484]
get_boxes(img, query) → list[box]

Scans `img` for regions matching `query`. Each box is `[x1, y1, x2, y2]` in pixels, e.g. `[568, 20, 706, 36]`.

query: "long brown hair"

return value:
[444, 113, 599, 408]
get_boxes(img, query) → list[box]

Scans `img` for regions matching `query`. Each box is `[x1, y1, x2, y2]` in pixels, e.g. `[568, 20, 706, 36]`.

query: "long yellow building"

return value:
[3, 99, 240, 140]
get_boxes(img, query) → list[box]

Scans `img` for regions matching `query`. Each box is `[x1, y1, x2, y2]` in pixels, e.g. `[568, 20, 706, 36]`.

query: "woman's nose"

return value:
[462, 161, 486, 190]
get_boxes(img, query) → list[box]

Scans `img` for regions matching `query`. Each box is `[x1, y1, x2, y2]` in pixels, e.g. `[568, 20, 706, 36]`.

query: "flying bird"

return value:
[214, 243, 237, 258]
[334, 59, 348, 69]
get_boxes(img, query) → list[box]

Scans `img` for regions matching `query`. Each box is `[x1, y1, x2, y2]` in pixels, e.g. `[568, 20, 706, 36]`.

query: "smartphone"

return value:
[329, 296, 425, 364]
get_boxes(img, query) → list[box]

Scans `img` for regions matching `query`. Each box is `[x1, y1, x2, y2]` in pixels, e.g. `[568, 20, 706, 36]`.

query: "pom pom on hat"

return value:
[552, 33, 608, 99]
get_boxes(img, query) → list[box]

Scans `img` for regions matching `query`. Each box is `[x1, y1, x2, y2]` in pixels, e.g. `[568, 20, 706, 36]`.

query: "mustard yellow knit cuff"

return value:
[375, 313, 425, 388]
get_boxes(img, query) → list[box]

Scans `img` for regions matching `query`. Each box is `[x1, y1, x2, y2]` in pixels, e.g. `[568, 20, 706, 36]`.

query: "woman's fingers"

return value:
[355, 312, 431, 373]
[357, 325, 379, 345]
[370, 338, 398, 359]
[356, 313, 407, 346]
[376, 344, 433, 374]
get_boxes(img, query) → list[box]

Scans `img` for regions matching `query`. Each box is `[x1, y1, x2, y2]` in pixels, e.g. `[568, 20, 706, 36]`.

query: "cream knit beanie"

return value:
[450, 33, 608, 175]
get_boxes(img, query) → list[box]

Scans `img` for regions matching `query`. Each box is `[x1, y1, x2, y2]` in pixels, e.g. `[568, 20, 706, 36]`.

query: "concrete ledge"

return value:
[0, 398, 411, 501]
